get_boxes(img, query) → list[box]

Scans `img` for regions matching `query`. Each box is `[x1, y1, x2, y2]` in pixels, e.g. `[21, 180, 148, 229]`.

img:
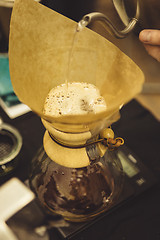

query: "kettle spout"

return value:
[77, 0, 140, 38]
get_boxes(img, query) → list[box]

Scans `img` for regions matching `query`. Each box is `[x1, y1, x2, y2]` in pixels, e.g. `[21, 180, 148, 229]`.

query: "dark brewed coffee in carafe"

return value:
[30, 143, 124, 222]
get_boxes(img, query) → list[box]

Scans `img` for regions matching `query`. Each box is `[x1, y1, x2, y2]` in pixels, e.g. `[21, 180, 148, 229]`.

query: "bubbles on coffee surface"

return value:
[43, 82, 107, 117]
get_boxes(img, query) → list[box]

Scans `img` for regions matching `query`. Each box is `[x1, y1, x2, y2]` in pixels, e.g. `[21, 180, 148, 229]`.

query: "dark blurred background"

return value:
[41, 0, 95, 22]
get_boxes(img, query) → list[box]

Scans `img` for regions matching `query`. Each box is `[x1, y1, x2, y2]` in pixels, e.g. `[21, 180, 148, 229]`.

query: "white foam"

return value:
[43, 82, 107, 117]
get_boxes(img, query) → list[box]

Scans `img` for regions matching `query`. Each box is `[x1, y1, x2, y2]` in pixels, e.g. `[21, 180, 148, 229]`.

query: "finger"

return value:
[139, 30, 160, 46]
[143, 44, 160, 62]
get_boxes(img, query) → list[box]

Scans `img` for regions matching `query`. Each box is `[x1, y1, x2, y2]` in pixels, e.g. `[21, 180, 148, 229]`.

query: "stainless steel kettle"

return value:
[78, 0, 160, 38]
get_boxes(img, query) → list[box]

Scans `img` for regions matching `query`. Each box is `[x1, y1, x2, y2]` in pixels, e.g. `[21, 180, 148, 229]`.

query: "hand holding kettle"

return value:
[139, 29, 160, 62]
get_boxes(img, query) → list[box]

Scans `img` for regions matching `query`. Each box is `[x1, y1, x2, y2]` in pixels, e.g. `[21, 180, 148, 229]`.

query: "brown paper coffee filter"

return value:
[9, 0, 144, 126]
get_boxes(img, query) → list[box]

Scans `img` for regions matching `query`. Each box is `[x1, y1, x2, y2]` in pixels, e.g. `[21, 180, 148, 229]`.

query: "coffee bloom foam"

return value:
[43, 82, 107, 117]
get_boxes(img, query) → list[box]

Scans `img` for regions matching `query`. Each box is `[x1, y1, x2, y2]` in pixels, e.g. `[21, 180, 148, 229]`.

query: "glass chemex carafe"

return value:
[29, 111, 125, 222]
[8, 0, 144, 222]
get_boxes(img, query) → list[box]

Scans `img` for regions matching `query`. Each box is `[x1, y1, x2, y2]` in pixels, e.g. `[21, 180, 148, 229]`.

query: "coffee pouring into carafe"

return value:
[9, 0, 144, 222]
